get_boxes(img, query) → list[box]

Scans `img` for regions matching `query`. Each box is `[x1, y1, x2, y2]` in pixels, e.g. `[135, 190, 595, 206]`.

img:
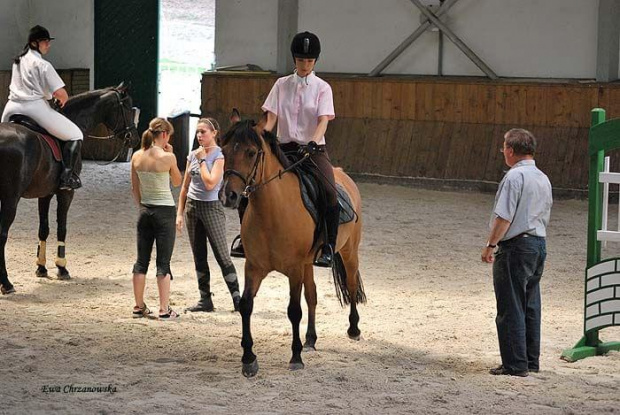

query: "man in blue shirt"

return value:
[482, 128, 553, 377]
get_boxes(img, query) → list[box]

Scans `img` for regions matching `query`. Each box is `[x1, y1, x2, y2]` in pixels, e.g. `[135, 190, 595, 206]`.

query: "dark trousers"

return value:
[280, 142, 338, 207]
[493, 235, 546, 372]
[132, 205, 176, 278]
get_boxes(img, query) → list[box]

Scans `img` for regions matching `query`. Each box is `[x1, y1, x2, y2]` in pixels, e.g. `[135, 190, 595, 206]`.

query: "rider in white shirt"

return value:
[1, 25, 83, 190]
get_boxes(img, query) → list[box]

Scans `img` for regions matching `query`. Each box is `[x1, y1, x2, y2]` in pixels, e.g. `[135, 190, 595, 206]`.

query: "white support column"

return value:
[596, 0, 620, 82]
[277, 0, 298, 75]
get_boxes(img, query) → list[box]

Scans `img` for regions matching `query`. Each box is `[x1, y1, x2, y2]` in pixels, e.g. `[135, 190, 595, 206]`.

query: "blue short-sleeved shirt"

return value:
[187, 147, 224, 202]
[491, 159, 553, 241]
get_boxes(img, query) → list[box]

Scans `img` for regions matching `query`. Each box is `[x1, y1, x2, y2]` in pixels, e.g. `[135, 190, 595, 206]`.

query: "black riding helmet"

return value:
[28, 25, 54, 44]
[290, 31, 320, 61]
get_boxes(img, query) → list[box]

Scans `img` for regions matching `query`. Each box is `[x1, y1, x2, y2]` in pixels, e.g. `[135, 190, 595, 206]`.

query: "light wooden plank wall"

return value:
[201, 73, 620, 192]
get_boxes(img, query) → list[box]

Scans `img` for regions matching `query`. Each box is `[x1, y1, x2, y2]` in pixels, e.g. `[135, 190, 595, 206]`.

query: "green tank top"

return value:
[137, 171, 175, 206]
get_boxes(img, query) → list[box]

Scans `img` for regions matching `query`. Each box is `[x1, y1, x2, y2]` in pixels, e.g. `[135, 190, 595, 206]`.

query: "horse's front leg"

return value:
[303, 264, 318, 351]
[240, 262, 266, 377]
[288, 268, 305, 370]
[55, 190, 75, 280]
[35, 195, 53, 278]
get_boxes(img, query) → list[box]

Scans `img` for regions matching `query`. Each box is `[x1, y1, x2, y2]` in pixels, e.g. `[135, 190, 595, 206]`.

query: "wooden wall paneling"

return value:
[389, 82, 403, 120]
[393, 120, 416, 176]
[432, 83, 460, 123]
[483, 124, 507, 182]
[0, 72, 10, 111]
[370, 81, 384, 120]
[378, 119, 402, 174]
[201, 76, 216, 114]
[400, 82, 416, 121]
[359, 81, 374, 120]
[547, 87, 583, 128]
[400, 121, 425, 177]
[362, 118, 387, 173]
[460, 84, 479, 124]
[425, 121, 451, 178]
[349, 118, 369, 172]
[604, 87, 620, 120]
[326, 117, 345, 166]
[556, 126, 582, 188]
[523, 85, 548, 127]
[379, 82, 393, 120]
[495, 84, 525, 126]
[415, 82, 433, 121]
[464, 124, 493, 180]
[330, 79, 347, 118]
[444, 122, 470, 179]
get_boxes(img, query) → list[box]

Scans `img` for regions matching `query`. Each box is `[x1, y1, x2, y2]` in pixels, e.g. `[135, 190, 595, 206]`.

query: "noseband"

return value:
[223, 146, 265, 197]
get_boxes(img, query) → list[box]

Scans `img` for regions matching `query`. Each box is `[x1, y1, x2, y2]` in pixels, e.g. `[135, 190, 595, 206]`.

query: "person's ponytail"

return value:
[13, 44, 30, 65]
[141, 129, 155, 150]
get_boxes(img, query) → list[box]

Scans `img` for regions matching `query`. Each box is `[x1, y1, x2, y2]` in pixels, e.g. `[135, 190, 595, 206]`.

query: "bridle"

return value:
[87, 89, 139, 163]
[223, 141, 310, 198]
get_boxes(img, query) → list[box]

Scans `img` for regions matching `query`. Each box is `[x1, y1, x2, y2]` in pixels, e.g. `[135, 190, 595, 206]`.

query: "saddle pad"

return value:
[9, 115, 62, 162]
[298, 172, 356, 225]
[40, 134, 62, 162]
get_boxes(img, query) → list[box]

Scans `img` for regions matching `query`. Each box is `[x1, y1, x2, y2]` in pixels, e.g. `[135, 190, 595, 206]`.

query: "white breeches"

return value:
[1, 99, 83, 141]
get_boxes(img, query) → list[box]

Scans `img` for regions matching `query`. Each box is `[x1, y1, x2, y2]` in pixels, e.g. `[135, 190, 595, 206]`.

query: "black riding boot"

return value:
[230, 198, 247, 258]
[59, 140, 82, 190]
[314, 204, 340, 268]
[186, 284, 215, 312]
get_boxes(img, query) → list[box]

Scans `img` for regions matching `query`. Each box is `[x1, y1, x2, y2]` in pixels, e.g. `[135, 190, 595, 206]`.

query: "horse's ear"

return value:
[230, 108, 241, 124]
[256, 111, 268, 134]
[117, 81, 129, 93]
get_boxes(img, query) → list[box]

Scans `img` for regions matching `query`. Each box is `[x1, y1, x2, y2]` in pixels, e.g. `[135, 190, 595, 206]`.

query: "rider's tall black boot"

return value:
[314, 204, 340, 268]
[59, 140, 82, 190]
[230, 197, 247, 258]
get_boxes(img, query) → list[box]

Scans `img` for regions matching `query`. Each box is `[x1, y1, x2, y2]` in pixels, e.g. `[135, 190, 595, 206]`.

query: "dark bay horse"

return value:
[0, 85, 139, 294]
[220, 116, 366, 377]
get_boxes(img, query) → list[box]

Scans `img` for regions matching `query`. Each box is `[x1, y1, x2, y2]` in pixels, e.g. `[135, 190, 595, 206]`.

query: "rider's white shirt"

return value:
[8, 50, 65, 102]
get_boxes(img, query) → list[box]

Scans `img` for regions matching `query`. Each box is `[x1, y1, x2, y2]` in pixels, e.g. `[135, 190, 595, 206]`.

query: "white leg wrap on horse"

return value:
[55, 242, 67, 268]
[36, 240, 47, 266]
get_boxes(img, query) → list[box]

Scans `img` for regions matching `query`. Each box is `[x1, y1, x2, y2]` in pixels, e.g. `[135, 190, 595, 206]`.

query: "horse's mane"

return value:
[222, 120, 291, 169]
[63, 87, 119, 113]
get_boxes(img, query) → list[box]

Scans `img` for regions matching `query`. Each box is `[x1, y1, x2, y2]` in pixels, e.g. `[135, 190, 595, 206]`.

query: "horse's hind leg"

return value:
[55, 190, 74, 280]
[0, 198, 19, 294]
[341, 248, 362, 340]
[35, 195, 53, 278]
[287, 269, 305, 370]
[303, 264, 318, 351]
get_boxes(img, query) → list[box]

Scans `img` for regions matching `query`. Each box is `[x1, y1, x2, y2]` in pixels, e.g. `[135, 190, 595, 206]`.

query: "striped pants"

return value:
[185, 198, 240, 300]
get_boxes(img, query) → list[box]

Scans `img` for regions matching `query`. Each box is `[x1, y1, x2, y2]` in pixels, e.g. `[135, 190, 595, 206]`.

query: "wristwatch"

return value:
[486, 242, 497, 248]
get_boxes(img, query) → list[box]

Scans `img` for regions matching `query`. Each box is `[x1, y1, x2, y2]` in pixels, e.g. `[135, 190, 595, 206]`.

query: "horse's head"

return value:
[219, 110, 265, 208]
[96, 83, 140, 147]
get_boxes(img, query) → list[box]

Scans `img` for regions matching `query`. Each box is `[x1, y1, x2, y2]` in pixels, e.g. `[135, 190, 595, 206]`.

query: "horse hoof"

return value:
[347, 329, 361, 341]
[1, 285, 16, 295]
[303, 344, 317, 352]
[36, 267, 49, 279]
[57, 267, 71, 280]
[242, 359, 259, 378]
[289, 361, 305, 371]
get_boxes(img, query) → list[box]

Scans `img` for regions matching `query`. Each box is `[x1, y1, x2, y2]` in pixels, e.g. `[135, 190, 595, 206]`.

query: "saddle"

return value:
[9, 114, 63, 162]
[284, 148, 356, 226]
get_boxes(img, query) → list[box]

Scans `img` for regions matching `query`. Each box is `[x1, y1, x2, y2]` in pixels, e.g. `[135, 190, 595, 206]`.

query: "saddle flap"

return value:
[9, 115, 62, 162]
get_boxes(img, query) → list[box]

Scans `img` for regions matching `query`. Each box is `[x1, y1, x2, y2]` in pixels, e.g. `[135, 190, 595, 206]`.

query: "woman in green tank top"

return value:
[130, 117, 182, 320]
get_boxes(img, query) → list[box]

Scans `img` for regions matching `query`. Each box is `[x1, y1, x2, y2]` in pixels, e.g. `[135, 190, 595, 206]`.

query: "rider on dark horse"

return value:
[231, 31, 339, 267]
[1, 25, 82, 190]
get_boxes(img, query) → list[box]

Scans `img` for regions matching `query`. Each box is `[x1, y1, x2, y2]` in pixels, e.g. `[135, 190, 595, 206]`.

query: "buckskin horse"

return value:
[0, 84, 139, 294]
[220, 113, 366, 377]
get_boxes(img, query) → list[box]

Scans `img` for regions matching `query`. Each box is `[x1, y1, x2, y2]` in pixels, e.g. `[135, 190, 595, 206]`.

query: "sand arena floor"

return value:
[1, 161, 619, 414]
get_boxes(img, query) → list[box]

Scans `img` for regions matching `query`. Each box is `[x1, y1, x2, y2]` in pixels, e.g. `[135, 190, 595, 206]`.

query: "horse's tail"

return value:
[332, 252, 367, 307]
